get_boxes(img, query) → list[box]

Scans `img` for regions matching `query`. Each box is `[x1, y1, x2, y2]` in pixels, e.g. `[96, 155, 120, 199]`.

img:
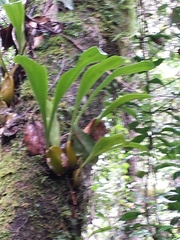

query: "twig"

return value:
[60, 33, 84, 52]
[48, 57, 66, 91]
[15, 217, 29, 233]
[66, 176, 77, 205]
[26, 15, 85, 52]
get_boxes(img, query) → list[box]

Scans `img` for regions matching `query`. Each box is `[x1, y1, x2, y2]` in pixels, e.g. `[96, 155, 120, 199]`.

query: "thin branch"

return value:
[48, 57, 66, 92]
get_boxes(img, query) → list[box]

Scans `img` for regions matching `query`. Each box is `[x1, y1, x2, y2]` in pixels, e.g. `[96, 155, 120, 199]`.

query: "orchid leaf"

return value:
[51, 47, 107, 137]
[98, 93, 150, 119]
[14, 55, 48, 143]
[72, 56, 124, 125]
[81, 134, 147, 168]
[3, 1, 26, 54]
[76, 61, 154, 122]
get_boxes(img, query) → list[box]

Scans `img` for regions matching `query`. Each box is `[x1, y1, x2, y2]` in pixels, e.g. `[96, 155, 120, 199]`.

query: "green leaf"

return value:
[134, 127, 150, 134]
[3, 1, 26, 54]
[120, 211, 141, 221]
[131, 135, 147, 143]
[98, 93, 150, 119]
[164, 191, 179, 201]
[170, 217, 180, 225]
[150, 78, 163, 85]
[89, 226, 112, 238]
[155, 137, 173, 147]
[46, 100, 60, 147]
[72, 126, 95, 161]
[87, 134, 126, 156]
[170, 7, 180, 28]
[51, 47, 107, 138]
[76, 61, 154, 123]
[119, 142, 147, 151]
[157, 225, 173, 233]
[122, 107, 138, 119]
[81, 134, 147, 168]
[168, 202, 180, 211]
[136, 171, 147, 178]
[14, 55, 48, 142]
[128, 121, 139, 130]
[158, 4, 168, 11]
[153, 58, 164, 67]
[155, 163, 180, 172]
[160, 127, 180, 136]
[161, 154, 178, 160]
[73, 56, 124, 124]
[173, 171, 180, 180]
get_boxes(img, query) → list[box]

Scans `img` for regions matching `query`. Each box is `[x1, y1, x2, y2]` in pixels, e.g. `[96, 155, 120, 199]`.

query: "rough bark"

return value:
[0, 0, 136, 239]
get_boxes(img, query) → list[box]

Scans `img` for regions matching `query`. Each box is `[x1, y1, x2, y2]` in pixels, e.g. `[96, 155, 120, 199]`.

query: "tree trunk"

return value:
[0, 0, 136, 239]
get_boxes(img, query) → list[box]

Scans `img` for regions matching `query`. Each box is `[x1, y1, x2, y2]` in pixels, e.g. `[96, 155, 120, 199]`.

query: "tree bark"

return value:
[0, 0, 136, 239]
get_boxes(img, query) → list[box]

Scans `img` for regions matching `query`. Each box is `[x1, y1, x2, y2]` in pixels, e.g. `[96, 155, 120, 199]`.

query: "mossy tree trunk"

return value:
[0, 0, 136, 239]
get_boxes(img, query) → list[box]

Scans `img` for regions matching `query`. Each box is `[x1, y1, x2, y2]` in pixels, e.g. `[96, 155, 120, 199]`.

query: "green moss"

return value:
[0, 150, 24, 239]
[20, 80, 34, 100]
[58, 11, 84, 37]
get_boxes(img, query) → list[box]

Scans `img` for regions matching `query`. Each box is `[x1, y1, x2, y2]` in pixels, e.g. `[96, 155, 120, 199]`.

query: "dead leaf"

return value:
[0, 101, 9, 126]
[3, 113, 20, 137]
[32, 35, 44, 49]
[0, 112, 22, 138]
[3, 125, 18, 137]
[32, 16, 50, 25]
[0, 24, 16, 50]
[24, 121, 46, 155]
[83, 118, 108, 142]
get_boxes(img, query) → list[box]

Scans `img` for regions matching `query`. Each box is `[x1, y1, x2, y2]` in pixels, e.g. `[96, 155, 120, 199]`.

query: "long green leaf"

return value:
[173, 171, 180, 180]
[120, 142, 147, 151]
[72, 56, 124, 125]
[76, 61, 154, 123]
[155, 163, 180, 172]
[3, 1, 26, 54]
[98, 93, 150, 119]
[51, 47, 107, 138]
[120, 211, 141, 221]
[88, 226, 112, 238]
[90, 134, 126, 155]
[157, 225, 173, 233]
[160, 127, 180, 135]
[81, 134, 147, 168]
[14, 55, 48, 143]
[134, 127, 151, 134]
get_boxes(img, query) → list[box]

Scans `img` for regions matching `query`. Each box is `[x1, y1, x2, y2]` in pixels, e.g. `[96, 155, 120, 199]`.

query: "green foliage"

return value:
[170, 6, 180, 29]
[15, 46, 153, 168]
[89, 226, 112, 238]
[98, 93, 150, 119]
[3, 1, 26, 54]
[81, 134, 147, 168]
[120, 211, 142, 221]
